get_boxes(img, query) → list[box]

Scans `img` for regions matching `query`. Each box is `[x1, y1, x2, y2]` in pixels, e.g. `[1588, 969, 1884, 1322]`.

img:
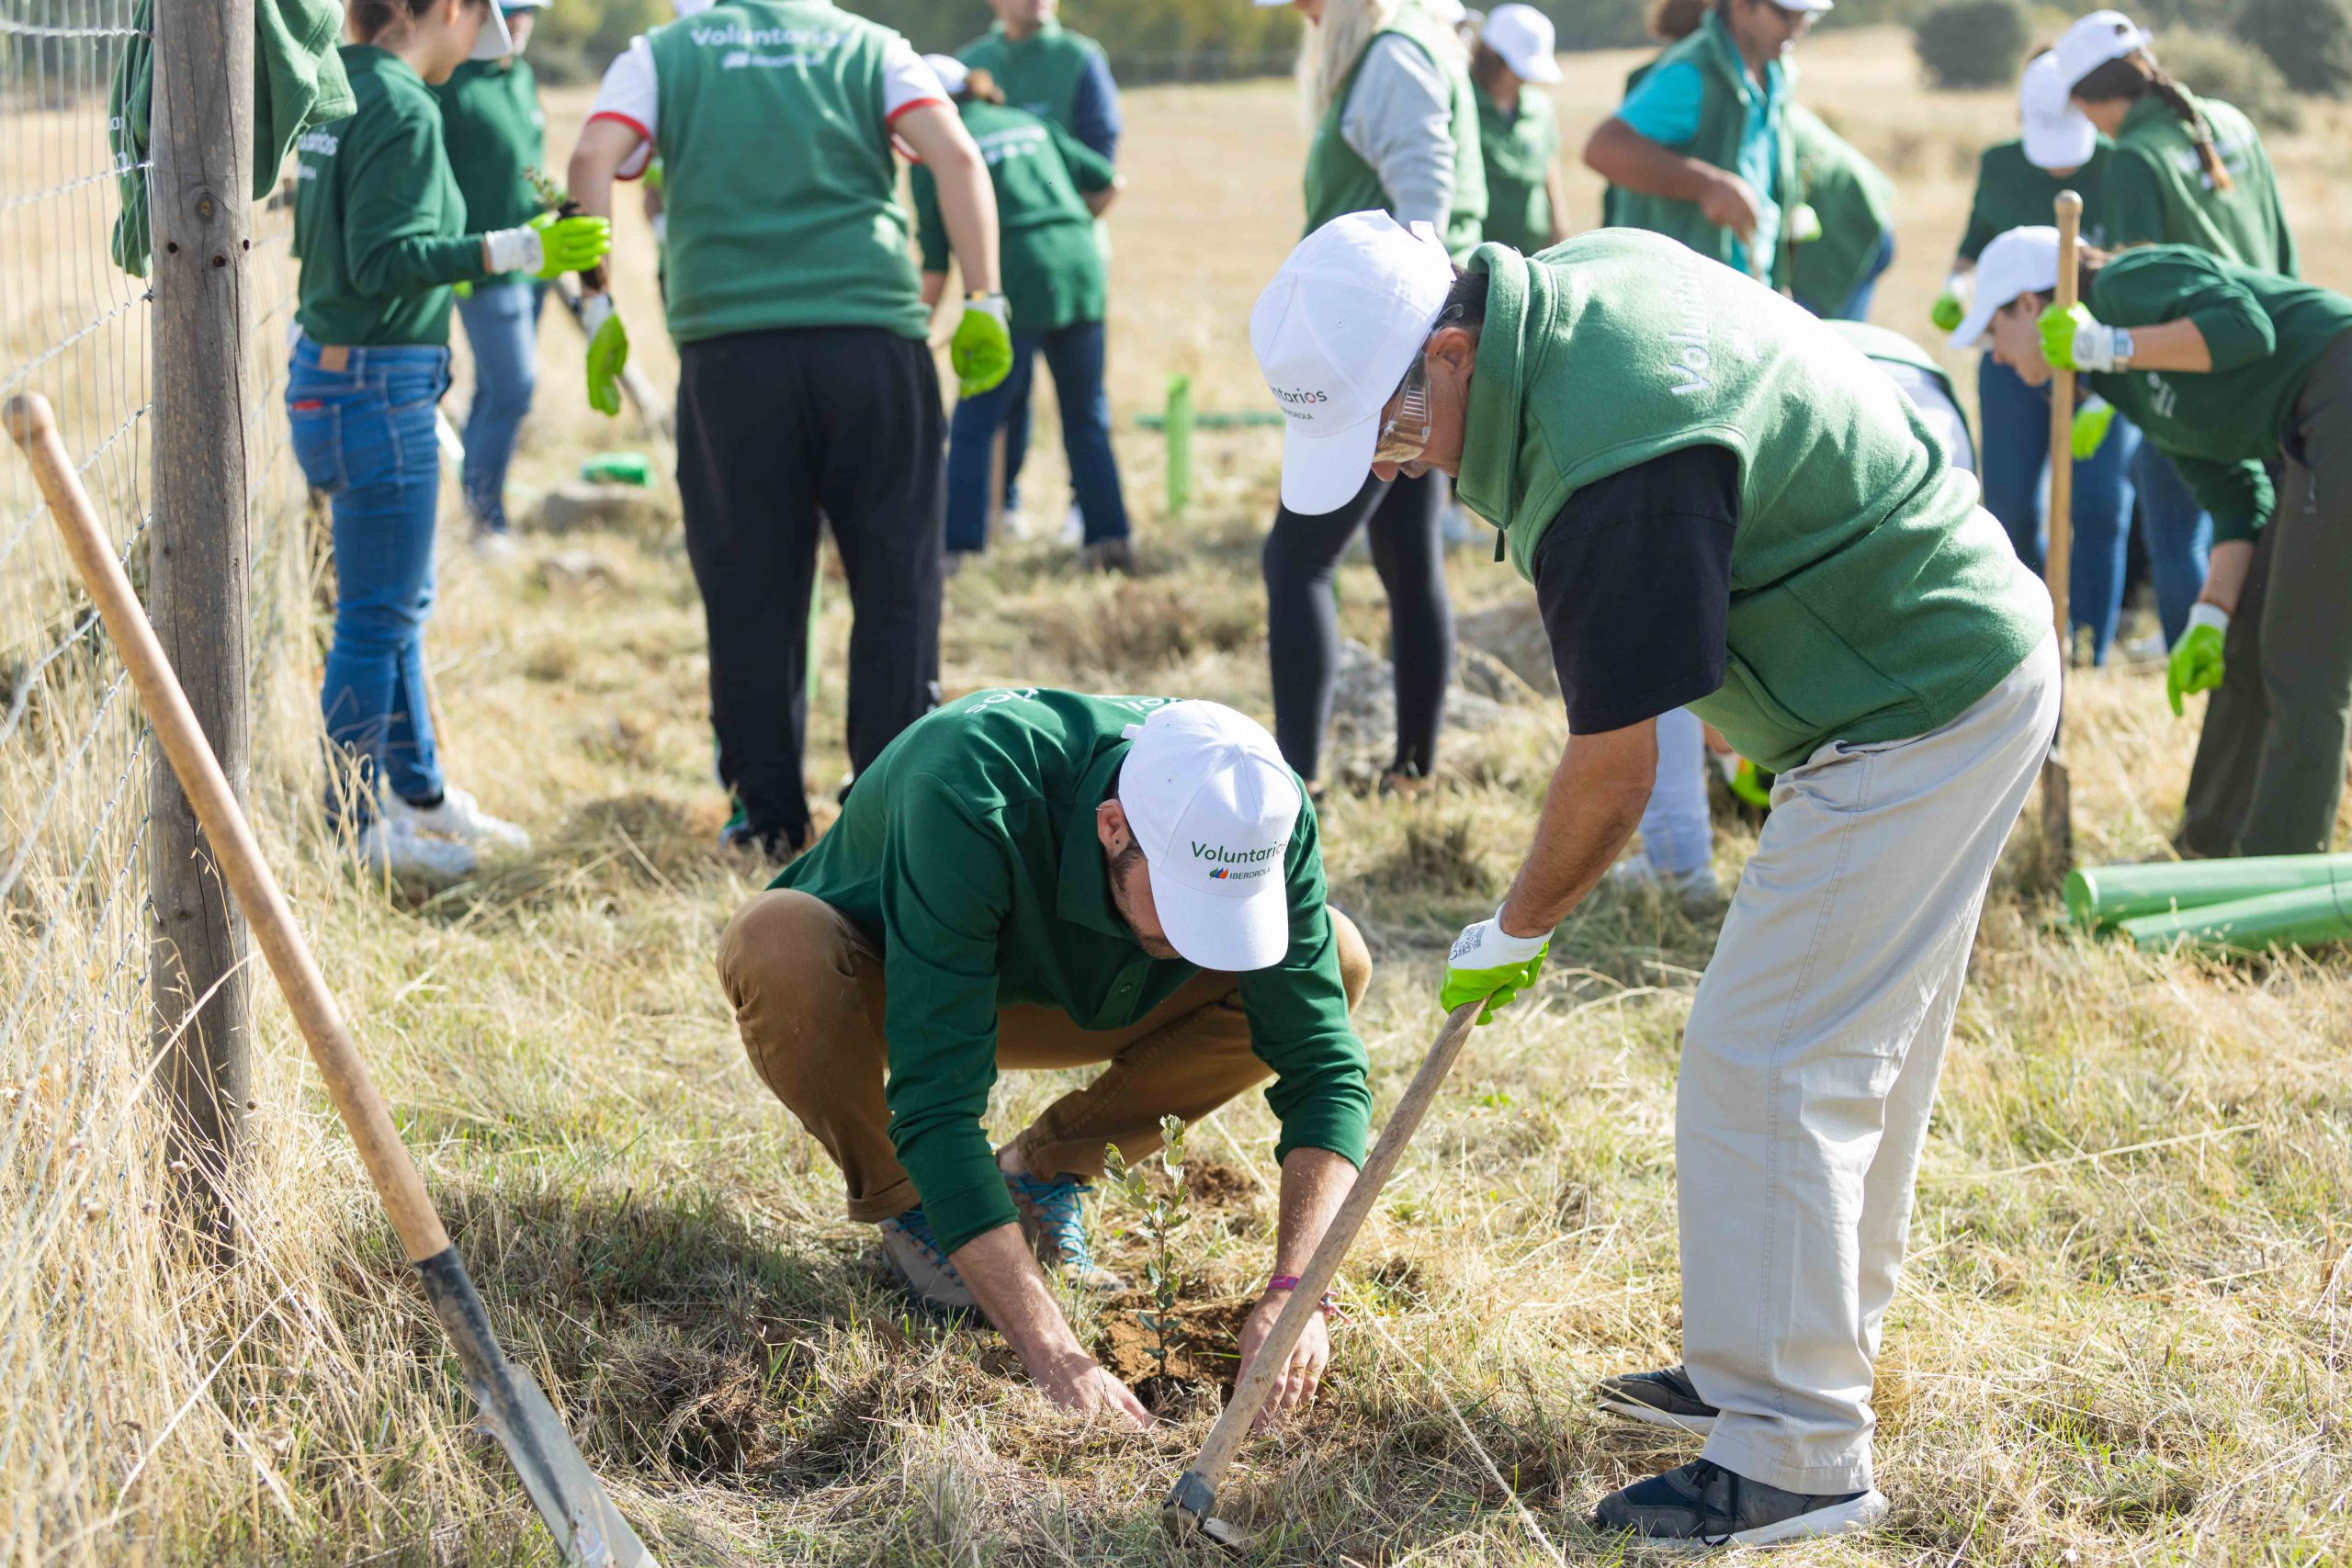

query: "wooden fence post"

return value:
[148, 0, 257, 1243]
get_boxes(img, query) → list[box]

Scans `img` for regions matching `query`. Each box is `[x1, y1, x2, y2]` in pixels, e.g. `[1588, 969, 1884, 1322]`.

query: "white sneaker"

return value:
[469, 528, 517, 562]
[1058, 503, 1084, 547]
[388, 785, 531, 855]
[1609, 852, 1724, 908]
[353, 817, 477, 883]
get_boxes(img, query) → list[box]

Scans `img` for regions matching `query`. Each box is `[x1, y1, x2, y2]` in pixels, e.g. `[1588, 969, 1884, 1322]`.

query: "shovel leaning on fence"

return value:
[6, 392, 658, 1568]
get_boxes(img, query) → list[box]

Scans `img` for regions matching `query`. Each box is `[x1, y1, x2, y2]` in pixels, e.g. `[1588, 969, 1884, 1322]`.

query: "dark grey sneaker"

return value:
[1592, 1460, 1887, 1551]
[1597, 1364, 1720, 1435]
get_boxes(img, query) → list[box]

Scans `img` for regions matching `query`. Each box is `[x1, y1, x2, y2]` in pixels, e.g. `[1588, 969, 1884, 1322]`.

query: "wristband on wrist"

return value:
[1265, 1275, 1339, 1317]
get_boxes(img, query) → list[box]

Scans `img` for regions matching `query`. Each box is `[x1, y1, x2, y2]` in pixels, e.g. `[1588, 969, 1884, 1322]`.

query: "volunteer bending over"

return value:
[1960, 229, 2352, 858]
[291, 0, 606, 881]
[718, 693, 1373, 1429]
[1257, 213, 2056, 1547]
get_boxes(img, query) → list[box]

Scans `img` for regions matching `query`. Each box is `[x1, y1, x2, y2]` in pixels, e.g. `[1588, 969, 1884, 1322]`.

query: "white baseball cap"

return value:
[1251, 210, 1456, 515]
[672, 0, 716, 15]
[2052, 9, 2150, 89]
[1117, 701, 1303, 973]
[1777, 0, 1838, 13]
[922, 53, 970, 97]
[1482, 4, 1563, 83]
[2019, 52, 2097, 170]
[469, 1, 514, 60]
[1948, 225, 2058, 349]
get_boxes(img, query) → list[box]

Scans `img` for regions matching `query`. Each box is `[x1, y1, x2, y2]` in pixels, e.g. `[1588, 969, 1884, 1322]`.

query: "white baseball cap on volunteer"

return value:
[1116, 701, 1302, 974]
[1482, 4, 1564, 83]
[2019, 51, 2098, 170]
[1251, 210, 1456, 515]
[469, 1, 514, 60]
[1947, 226, 2058, 350]
[922, 54, 971, 97]
[1776, 0, 1838, 15]
[2052, 9, 2150, 89]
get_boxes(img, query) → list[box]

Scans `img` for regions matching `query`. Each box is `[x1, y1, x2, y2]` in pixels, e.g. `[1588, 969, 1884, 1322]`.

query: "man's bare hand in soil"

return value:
[1033, 1347, 1155, 1428]
[1236, 1292, 1329, 1429]
[952, 1223, 1154, 1429]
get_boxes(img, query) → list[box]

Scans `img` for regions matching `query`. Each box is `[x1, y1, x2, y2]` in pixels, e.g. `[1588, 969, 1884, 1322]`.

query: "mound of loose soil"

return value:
[1094, 1293, 1256, 1416]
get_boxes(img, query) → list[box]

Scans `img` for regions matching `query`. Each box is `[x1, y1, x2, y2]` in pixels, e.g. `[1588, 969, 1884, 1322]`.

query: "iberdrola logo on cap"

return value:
[1194, 839, 1284, 883]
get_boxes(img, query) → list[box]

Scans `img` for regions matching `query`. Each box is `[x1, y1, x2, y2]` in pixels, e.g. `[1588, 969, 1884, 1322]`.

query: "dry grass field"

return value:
[6, 25, 2352, 1565]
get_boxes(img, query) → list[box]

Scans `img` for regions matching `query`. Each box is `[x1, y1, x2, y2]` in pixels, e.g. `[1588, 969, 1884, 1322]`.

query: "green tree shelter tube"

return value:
[2064, 853, 2352, 930]
[2119, 879, 2352, 953]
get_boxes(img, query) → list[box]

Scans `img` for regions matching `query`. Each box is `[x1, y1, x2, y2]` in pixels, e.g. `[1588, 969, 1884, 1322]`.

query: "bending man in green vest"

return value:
[718, 693, 1374, 1430]
[1584, 0, 1825, 286]
[1255, 212, 2059, 1547]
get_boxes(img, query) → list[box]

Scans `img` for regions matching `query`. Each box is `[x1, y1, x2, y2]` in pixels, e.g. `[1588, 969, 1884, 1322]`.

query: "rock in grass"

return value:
[529, 481, 673, 539]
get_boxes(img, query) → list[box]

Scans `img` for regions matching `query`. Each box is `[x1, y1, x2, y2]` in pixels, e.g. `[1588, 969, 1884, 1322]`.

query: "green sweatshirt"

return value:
[1457, 231, 2047, 773]
[2085, 245, 2352, 544]
[2105, 92, 2295, 277]
[430, 57, 546, 257]
[769, 690, 1372, 1256]
[957, 17, 1102, 132]
[292, 47, 488, 348]
[1958, 139, 2112, 262]
[1302, 0, 1487, 259]
[1784, 105, 1893, 317]
[1476, 82, 1560, 254]
[913, 103, 1114, 336]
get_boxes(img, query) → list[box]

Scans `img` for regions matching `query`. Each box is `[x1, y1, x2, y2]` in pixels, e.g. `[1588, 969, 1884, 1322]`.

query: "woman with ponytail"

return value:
[289, 0, 609, 880]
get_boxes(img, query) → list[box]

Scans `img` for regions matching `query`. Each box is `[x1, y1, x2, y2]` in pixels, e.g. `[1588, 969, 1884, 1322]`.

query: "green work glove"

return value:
[2038, 301, 2131, 374]
[526, 210, 612, 281]
[953, 293, 1012, 398]
[1928, 290, 1963, 333]
[453, 279, 473, 301]
[2166, 604, 2229, 716]
[1440, 909, 1550, 1026]
[582, 293, 628, 418]
[2071, 394, 2118, 460]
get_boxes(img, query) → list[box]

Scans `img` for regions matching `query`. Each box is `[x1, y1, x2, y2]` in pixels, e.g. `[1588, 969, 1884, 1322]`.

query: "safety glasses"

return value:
[1373, 351, 1433, 468]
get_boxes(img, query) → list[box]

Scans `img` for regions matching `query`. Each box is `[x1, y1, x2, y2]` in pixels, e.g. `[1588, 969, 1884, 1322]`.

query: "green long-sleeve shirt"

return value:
[769, 690, 1372, 1255]
[292, 46, 489, 347]
[2104, 92, 2295, 277]
[2086, 245, 2352, 543]
[430, 57, 547, 251]
[1958, 139, 2112, 262]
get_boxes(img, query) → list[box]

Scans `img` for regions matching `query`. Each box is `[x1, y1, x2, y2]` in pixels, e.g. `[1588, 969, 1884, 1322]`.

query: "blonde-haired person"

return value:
[1470, 5, 1566, 254]
[2052, 9, 2299, 669]
[289, 0, 609, 880]
[1250, 0, 1486, 795]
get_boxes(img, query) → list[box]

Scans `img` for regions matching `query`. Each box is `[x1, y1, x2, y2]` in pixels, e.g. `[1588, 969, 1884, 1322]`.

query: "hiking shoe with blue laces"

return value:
[1592, 1460, 1887, 1551]
[878, 1206, 976, 1314]
[1005, 1168, 1126, 1292]
[1597, 1363, 1719, 1434]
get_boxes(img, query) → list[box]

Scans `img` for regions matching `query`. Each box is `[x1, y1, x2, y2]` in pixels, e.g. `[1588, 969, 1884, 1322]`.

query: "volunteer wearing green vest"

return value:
[1598, 0, 1710, 229]
[1469, 5, 1566, 254]
[914, 59, 1133, 574]
[1782, 106, 1893, 320]
[1962, 231, 2352, 859]
[956, 0, 1121, 544]
[567, 7, 1013, 861]
[429, 0, 548, 553]
[2056, 10, 2300, 665]
[1251, 0, 1485, 795]
[718, 693, 1374, 1429]
[1825, 321, 1976, 475]
[1258, 213, 2059, 1546]
[1932, 51, 2146, 663]
[290, 0, 607, 882]
[1584, 0, 1822, 287]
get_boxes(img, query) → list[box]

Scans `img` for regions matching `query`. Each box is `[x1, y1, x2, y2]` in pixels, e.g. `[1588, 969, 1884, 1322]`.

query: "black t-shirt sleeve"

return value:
[1530, 443, 1738, 735]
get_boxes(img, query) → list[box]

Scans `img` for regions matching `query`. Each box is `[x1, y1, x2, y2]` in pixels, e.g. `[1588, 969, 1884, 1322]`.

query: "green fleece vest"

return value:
[2106, 92, 2295, 278]
[1476, 83, 1559, 254]
[1784, 105, 1891, 317]
[958, 18, 1100, 131]
[1302, 3, 1487, 259]
[431, 58, 546, 259]
[911, 103, 1111, 335]
[1457, 232, 2047, 771]
[649, 0, 926, 344]
[1611, 14, 1792, 286]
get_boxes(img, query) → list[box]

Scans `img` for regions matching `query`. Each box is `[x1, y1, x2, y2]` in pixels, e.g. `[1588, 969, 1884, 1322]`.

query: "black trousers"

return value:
[1261, 470, 1453, 784]
[677, 326, 944, 842]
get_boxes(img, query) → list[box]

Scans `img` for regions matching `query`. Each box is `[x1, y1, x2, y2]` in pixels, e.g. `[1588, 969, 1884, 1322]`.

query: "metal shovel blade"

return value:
[418, 1248, 659, 1567]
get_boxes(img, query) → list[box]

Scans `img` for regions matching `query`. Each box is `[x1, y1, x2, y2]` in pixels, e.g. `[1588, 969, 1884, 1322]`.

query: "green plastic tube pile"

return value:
[2064, 853, 2352, 953]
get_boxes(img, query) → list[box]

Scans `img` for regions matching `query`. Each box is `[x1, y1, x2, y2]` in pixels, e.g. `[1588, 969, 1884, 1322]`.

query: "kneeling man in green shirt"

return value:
[719, 690, 1373, 1430]
[1255, 213, 2058, 1546]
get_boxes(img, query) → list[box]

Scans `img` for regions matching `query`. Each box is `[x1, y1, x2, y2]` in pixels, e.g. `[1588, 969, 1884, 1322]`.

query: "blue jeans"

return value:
[287, 338, 450, 829]
[1826, 230, 1895, 322]
[2130, 440, 2214, 646]
[945, 320, 1128, 552]
[1977, 355, 2140, 664]
[453, 277, 544, 533]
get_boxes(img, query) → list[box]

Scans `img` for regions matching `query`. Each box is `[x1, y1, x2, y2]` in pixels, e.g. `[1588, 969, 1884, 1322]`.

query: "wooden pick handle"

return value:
[5, 392, 453, 1263]
[2049, 190, 2083, 649]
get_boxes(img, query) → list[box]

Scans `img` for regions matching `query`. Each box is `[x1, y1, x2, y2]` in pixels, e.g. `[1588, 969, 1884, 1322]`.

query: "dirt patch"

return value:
[1182, 1160, 1260, 1211]
[1093, 1294, 1255, 1414]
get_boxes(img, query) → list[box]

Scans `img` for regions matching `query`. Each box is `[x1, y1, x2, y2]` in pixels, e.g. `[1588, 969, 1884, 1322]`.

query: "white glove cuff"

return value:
[483, 225, 544, 276]
[1453, 908, 1548, 967]
[1942, 271, 1972, 302]
[2187, 602, 2231, 638]
[965, 292, 1009, 327]
[580, 291, 614, 338]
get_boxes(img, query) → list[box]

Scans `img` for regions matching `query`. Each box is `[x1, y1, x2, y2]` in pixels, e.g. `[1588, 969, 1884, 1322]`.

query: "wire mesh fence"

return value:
[1, 0, 312, 1552]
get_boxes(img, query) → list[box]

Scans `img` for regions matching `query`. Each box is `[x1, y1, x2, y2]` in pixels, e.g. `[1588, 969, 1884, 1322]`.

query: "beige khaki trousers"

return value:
[718, 888, 1373, 1223]
[1681, 633, 2061, 1495]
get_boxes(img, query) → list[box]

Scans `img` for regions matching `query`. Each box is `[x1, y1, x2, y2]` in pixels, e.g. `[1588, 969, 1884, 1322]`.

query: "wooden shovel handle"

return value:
[5, 392, 453, 1263]
[2049, 190, 2083, 648]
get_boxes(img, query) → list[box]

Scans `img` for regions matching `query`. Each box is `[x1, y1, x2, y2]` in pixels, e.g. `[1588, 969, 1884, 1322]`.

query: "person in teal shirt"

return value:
[1585, 0, 1830, 285]
[290, 0, 606, 882]
[430, 0, 548, 552]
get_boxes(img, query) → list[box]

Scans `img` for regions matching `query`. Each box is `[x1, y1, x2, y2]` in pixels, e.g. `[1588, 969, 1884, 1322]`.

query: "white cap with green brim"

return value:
[1483, 5, 1564, 84]
[1116, 701, 1303, 974]
[1949, 226, 2059, 350]
[2020, 52, 2098, 170]
[2053, 9, 2151, 89]
[1251, 210, 1455, 516]
[469, 1, 514, 59]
